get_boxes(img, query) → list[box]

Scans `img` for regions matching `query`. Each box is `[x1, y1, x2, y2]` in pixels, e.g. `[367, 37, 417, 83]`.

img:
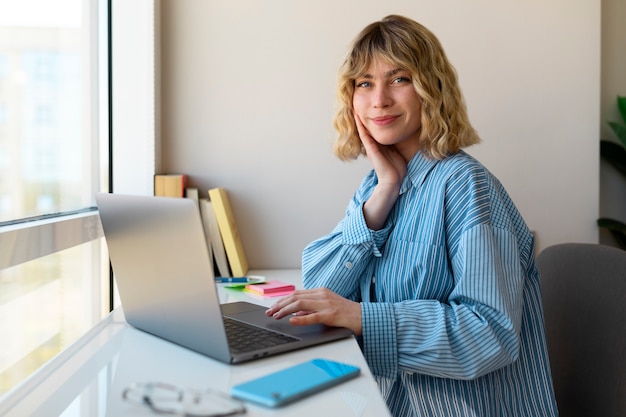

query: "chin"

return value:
[372, 137, 403, 146]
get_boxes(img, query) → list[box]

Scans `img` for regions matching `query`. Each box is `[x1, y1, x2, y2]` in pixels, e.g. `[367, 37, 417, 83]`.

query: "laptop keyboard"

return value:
[223, 317, 299, 353]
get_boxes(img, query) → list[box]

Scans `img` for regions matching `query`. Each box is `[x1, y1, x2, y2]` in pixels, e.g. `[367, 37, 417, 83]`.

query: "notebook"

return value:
[95, 192, 353, 364]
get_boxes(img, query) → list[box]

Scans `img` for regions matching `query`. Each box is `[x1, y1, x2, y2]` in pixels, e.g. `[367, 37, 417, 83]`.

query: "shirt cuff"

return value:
[362, 302, 398, 378]
[342, 203, 392, 257]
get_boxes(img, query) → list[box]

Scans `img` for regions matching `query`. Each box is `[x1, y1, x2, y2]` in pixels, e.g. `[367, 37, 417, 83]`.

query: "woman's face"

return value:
[352, 58, 422, 160]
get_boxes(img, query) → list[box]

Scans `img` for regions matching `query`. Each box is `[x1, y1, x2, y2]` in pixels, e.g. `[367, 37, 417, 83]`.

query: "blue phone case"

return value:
[230, 358, 361, 407]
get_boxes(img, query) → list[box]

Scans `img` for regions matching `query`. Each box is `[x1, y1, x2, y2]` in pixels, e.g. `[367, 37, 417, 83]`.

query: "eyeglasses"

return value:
[122, 382, 246, 416]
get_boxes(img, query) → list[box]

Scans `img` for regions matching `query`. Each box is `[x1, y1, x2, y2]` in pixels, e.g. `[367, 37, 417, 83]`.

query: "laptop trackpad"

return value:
[221, 301, 267, 315]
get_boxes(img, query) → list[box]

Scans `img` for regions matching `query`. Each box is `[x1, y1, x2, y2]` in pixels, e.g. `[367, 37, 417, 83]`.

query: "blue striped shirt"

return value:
[302, 151, 558, 416]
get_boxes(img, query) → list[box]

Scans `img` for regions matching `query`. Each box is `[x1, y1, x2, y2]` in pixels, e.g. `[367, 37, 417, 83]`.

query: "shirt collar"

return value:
[399, 151, 440, 194]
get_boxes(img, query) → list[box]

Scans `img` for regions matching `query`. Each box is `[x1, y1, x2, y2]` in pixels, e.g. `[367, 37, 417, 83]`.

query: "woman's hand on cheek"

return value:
[355, 115, 407, 187]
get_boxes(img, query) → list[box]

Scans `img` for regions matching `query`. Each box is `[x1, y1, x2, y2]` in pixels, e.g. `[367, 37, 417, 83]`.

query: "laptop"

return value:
[95, 192, 353, 364]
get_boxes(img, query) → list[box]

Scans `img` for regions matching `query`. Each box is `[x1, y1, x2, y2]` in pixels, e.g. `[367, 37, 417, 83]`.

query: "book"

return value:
[244, 280, 295, 296]
[208, 187, 249, 277]
[196, 197, 214, 273]
[199, 198, 231, 278]
[185, 187, 199, 202]
[185, 187, 224, 277]
[154, 174, 187, 197]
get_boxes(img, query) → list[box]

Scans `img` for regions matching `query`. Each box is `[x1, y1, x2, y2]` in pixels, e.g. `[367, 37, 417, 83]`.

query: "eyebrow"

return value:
[359, 68, 404, 79]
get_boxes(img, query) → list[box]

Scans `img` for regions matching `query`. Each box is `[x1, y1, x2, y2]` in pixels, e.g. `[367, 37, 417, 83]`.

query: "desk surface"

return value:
[0, 270, 390, 417]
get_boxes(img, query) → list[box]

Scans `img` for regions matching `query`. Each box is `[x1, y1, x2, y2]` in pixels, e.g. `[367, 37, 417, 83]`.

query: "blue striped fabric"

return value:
[302, 151, 558, 416]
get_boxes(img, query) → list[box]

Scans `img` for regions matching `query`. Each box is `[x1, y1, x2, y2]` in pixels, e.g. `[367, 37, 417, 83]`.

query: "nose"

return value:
[372, 85, 392, 108]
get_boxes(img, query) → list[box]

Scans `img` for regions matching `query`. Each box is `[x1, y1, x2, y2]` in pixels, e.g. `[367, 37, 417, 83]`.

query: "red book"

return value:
[244, 280, 295, 296]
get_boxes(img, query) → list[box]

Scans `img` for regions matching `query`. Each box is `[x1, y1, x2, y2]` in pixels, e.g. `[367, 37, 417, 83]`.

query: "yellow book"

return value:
[154, 174, 187, 197]
[208, 187, 249, 277]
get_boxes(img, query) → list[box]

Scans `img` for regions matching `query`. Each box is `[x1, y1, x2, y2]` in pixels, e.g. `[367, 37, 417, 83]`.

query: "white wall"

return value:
[112, 0, 159, 196]
[160, 0, 600, 269]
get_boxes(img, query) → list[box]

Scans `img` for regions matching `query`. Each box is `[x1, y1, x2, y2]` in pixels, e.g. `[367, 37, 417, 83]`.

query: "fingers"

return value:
[265, 289, 328, 319]
[264, 288, 362, 335]
[355, 114, 404, 176]
[354, 114, 366, 138]
[288, 312, 323, 326]
[354, 114, 377, 154]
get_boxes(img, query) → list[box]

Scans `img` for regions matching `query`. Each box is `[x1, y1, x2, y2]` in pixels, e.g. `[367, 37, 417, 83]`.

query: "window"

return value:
[0, 0, 110, 396]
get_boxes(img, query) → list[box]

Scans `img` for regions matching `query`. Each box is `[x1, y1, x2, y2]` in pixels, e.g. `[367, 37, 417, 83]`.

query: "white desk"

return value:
[0, 270, 390, 417]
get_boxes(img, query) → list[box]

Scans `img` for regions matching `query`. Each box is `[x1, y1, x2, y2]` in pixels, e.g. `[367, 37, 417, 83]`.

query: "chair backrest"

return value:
[536, 243, 626, 417]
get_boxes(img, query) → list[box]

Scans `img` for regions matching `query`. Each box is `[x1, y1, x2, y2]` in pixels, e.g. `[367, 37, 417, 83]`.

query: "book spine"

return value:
[208, 187, 249, 277]
[154, 174, 187, 197]
[197, 197, 214, 270]
[200, 198, 231, 278]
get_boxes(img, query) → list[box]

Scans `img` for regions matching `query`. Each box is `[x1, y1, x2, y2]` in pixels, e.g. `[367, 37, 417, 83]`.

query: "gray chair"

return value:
[536, 243, 626, 417]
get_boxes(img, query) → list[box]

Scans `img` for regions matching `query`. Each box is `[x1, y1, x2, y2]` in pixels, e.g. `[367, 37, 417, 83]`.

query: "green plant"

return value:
[598, 95, 626, 249]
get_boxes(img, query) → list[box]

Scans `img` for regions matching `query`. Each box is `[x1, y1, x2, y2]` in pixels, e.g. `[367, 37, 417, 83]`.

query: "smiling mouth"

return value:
[371, 115, 399, 126]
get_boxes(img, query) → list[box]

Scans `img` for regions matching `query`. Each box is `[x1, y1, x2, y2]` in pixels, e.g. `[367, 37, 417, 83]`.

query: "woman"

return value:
[266, 15, 558, 416]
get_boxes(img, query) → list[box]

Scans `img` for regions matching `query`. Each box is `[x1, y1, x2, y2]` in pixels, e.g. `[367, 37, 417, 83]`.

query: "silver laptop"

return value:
[95, 192, 353, 364]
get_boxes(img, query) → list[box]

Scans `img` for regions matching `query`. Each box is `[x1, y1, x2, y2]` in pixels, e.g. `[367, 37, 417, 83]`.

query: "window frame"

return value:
[0, 0, 112, 264]
[0, 0, 161, 313]
[0, 209, 103, 271]
[0, 0, 161, 400]
[0, 0, 112, 307]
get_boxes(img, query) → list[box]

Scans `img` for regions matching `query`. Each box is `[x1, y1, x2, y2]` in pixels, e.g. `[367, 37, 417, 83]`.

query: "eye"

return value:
[392, 76, 411, 84]
[356, 80, 371, 88]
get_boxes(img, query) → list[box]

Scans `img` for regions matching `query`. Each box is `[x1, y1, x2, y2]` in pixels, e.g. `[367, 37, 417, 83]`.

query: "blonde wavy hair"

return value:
[333, 15, 480, 161]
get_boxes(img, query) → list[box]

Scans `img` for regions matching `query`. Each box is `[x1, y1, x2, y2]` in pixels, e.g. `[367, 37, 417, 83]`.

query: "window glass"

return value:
[0, 0, 110, 396]
[0, 239, 109, 395]
[0, 0, 106, 223]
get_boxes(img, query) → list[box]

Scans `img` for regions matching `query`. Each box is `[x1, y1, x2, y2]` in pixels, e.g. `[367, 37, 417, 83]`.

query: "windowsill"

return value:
[0, 210, 104, 270]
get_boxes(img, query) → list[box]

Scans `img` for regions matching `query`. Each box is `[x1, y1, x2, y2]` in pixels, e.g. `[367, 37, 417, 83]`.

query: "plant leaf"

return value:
[600, 140, 626, 176]
[618, 95, 626, 125]
[608, 121, 626, 148]
[597, 218, 626, 250]
[610, 230, 626, 250]
[597, 217, 626, 231]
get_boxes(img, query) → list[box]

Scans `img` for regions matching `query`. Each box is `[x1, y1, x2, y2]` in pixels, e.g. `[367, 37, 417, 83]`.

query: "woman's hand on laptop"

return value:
[266, 288, 362, 336]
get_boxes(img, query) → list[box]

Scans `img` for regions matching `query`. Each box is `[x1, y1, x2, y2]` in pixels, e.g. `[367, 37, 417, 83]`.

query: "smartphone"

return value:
[230, 358, 361, 407]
